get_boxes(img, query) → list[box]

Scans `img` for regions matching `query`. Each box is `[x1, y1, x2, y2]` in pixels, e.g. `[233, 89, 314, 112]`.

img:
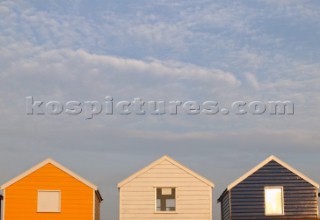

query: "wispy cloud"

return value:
[1, 1, 320, 220]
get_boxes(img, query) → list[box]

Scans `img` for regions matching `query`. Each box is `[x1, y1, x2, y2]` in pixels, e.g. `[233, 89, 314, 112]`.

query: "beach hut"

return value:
[218, 155, 319, 219]
[118, 155, 214, 220]
[0, 158, 102, 220]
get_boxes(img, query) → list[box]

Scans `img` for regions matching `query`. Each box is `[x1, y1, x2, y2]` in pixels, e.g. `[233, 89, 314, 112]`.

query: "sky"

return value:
[0, 0, 320, 219]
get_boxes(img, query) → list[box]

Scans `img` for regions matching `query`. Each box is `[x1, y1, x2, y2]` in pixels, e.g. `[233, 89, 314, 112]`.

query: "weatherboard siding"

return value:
[226, 160, 318, 220]
[220, 191, 230, 220]
[120, 159, 212, 220]
[4, 163, 94, 220]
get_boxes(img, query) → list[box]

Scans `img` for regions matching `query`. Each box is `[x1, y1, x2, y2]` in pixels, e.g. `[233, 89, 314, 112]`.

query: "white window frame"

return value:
[155, 187, 177, 213]
[264, 186, 284, 216]
[37, 190, 61, 213]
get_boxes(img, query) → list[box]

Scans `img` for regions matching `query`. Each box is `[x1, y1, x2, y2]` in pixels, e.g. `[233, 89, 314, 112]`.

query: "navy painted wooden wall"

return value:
[219, 160, 318, 220]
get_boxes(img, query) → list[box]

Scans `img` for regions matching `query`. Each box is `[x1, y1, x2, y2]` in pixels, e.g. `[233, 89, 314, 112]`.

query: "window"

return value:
[156, 188, 176, 212]
[264, 187, 284, 215]
[37, 190, 61, 212]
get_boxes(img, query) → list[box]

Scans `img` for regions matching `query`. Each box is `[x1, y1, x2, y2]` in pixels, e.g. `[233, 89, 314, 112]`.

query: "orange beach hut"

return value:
[0, 158, 102, 220]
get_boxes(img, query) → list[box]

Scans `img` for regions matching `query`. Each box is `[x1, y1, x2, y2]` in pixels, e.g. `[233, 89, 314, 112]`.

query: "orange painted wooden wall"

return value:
[4, 163, 94, 220]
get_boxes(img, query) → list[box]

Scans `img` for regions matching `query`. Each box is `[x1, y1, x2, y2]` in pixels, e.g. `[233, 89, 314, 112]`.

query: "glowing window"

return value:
[264, 187, 284, 215]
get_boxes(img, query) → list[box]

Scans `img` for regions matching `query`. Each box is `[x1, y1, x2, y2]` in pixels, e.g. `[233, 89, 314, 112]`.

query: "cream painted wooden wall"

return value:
[119, 158, 212, 220]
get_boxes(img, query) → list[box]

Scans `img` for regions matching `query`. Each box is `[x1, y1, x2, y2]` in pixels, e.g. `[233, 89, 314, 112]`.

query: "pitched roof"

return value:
[0, 158, 99, 191]
[117, 155, 214, 188]
[226, 155, 319, 191]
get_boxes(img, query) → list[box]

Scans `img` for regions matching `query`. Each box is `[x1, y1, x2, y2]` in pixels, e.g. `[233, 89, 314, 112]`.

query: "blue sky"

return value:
[0, 0, 320, 219]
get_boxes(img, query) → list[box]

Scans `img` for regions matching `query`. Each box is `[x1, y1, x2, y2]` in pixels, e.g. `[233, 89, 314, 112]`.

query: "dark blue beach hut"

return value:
[218, 155, 319, 219]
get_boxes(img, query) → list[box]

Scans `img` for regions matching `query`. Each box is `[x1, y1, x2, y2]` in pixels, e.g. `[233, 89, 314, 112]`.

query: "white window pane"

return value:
[265, 188, 283, 215]
[156, 199, 161, 211]
[166, 199, 176, 208]
[38, 191, 61, 212]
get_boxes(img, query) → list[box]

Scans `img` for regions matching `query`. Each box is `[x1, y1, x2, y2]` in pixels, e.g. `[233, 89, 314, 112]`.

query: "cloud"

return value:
[0, 0, 319, 138]
[0, 45, 240, 101]
[259, 0, 320, 20]
[245, 72, 260, 89]
[1, 1, 320, 220]
[1, 43, 319, 135]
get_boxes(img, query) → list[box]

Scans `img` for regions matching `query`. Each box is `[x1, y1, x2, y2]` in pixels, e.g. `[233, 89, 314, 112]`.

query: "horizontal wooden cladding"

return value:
[121, 213, 210, 219]
[123, 161, 209, 187]
[122, 207, 211, 214]
[234, 186, 314, 193]
[5, 199, 93, 207]
[220, 191, 230, 220]
[239, 217, 320, 219]
[225, 160, 319, 219]
[122, 191, 210, 198]
[232, 196, 318, 204]
[4, 163, 94, 220]
[232, 211, 318, 215]
[139, 173, 199, 178]
[231, 215, 318, 220]
[128, 177, 206, 183]
[122, 186, 209, 191]
[230, 198, 318, 204]
[7, 186, 93, 191]
[125, 180, 209, 188]
[120, 159, 212, 220]
[5, 209, 93, 214]
[9, 179, 91, 190]
[146, 164, 184, 169]
[122, 196, 210, 202]
[122, 199, 209, 205]
[231, 205, 318, 212]
[232, 213, 318, 218]
[6, 189, 93, 196]
[233, 212, 318, 216]
[4, 213, 92, 220]
[239, 180, 312, 185]
[121, 188, 210, 195]
[144, 169, 187, 174]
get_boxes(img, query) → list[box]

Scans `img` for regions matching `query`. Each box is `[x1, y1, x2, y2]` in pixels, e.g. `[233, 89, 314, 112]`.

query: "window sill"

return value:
[154, 211, 178, 214]
[265, 214, 284, 216]
[37, 211, 61, 213]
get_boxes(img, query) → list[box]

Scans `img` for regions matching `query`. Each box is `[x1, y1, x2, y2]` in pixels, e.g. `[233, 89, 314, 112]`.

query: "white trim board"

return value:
[2, 190, 5, 220]
[92, 190, 95, 220]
